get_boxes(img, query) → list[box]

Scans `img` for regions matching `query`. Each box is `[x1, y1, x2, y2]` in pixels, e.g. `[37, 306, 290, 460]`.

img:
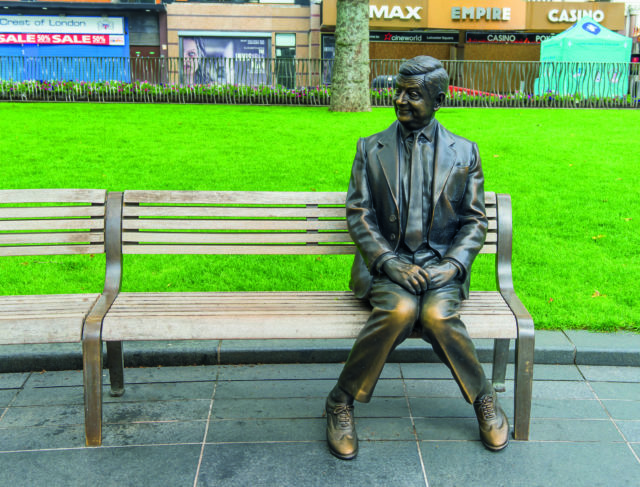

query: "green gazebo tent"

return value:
[534, 16, 632, 97]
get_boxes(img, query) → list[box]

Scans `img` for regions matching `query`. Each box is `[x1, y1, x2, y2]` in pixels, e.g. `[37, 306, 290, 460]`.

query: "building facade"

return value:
[0, 0, 635, 86]
[0, 0, 165, 60]
[321, 0, 627, 62]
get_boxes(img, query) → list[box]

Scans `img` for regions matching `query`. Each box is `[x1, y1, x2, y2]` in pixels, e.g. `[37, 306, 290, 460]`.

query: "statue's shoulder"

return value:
[437, 121, 477, 149]
[359, 122, 397, 149]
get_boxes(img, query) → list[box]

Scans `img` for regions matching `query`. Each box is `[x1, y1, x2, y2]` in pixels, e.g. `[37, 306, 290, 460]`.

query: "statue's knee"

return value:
[389, 298, 419, 329]
[420, 305, 450, 335]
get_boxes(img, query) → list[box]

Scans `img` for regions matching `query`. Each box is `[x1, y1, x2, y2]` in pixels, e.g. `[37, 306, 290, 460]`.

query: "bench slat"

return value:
[109, 292, 506, 305]
[123, 244, 495, 255]
[124, 191, 497, 206]
[109, 290, 503, 298]
[123, 231, 349, 245]
[0, 233, 104, 244]
[0, 207, 106, 219]
[0, 219, 105, 231]
[0, 245, 105, 256]
[0, 189, 106, 204]
[123, 244, 356, 255]
[123, 219, 349, 231]
[124, 191, 348, 205]
[0, 318, 85, 344]
[102, 318, 516, 340]
[106, 308, 514, 316]
[123, 206, 347, 218]
[479, 245, 496, 254]
[0, 294, 103, 302]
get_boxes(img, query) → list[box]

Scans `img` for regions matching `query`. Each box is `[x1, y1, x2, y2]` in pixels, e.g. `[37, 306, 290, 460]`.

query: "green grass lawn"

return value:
[1, 103, 638, 331]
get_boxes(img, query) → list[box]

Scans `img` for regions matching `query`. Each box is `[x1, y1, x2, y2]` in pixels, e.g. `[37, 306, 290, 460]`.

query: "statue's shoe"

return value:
[474, 391, 510, 451]
[325, 397, 358, 460]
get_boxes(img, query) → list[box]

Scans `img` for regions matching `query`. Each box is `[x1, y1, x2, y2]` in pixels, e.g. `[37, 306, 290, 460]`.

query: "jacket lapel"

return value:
[432, 120, 456, 206]
[375, 121, 400, 214]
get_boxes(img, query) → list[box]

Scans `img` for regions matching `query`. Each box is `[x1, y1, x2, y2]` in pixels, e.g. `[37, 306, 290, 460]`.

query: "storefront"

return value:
[165, 1, 318, 86]
[0, 1, 164, 81]
[321, 0, 626, 61]
[322, 0, 459, 61]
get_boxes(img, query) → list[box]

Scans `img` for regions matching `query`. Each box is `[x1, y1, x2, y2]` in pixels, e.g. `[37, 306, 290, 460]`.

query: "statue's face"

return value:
[393, 75, 440, 130]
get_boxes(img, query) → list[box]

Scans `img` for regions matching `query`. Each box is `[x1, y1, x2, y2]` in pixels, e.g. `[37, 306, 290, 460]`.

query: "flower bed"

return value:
[1, 80, 637, 108]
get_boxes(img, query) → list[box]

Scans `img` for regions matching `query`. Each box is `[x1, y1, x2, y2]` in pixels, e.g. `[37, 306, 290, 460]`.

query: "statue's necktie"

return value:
[405, 134, 423, 252]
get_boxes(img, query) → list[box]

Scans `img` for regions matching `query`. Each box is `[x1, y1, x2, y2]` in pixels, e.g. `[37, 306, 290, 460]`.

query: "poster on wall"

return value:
[181, 36, 270, 85]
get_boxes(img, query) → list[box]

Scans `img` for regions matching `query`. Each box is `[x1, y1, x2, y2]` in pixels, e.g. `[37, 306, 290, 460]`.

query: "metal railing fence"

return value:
[1, 56, 639, 108]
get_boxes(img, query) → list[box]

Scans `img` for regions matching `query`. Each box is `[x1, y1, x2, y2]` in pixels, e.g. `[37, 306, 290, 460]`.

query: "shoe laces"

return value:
[477, 394, 497, 421]
[332, 404, 355, 429]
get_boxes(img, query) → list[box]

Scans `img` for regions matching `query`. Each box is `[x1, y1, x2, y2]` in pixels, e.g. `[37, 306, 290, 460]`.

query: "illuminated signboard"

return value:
[465, 32, 556, 44]
[370, 31, 458, 43]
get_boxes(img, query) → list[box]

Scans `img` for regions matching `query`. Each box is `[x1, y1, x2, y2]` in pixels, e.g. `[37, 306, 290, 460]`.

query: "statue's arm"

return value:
[345, 138, 395, 272]
[442, 142, 489, 280]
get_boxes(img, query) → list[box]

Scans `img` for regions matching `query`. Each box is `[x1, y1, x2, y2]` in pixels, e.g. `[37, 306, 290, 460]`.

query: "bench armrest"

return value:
[495, 193, 534, 336]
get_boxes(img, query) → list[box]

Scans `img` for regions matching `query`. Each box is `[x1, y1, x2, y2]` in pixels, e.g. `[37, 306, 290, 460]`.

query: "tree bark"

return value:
[329, 0, 371, 112]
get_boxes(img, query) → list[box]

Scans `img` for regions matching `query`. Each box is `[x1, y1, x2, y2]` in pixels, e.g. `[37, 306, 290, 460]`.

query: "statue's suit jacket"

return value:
[347, 119, 488, 300]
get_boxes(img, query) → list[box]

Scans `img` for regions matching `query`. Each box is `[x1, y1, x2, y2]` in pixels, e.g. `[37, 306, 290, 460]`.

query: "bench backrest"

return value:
[121, 190, 499, 256]
[0, 189, 107, 256]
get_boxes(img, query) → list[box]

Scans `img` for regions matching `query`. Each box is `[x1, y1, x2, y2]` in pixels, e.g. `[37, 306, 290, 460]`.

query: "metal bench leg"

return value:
[83, 323, 103, 447]
[106, 341, 125, 397]
[81, 191, 124, 447]
[492, 339, 509, 393]
[513, 327, 534, 440]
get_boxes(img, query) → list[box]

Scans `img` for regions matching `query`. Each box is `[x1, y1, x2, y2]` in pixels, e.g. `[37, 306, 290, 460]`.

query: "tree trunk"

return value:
[329, 0, 371, 112]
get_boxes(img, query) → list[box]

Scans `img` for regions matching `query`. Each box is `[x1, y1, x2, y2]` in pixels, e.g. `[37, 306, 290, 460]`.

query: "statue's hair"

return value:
[398, 56, 449, 98]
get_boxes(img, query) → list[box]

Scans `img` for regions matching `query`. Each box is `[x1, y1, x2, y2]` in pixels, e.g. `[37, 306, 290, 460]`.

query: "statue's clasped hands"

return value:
[382, 259, 458, 295]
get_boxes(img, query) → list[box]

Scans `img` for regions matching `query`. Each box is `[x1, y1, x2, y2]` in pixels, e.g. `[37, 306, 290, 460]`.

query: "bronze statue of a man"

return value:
[326, 56, 509, 460]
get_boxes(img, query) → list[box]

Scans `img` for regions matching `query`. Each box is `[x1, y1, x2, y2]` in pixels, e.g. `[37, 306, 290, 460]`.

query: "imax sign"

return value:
[370, 5, 423, 21]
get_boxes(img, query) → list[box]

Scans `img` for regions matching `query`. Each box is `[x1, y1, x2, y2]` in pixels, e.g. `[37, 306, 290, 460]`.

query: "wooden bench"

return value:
[0, 188, 112, 370]
[81, 190, 534, 447]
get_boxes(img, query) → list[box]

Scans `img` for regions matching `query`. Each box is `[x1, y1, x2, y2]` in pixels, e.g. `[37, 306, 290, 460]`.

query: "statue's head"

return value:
[393, 56, 449, 130]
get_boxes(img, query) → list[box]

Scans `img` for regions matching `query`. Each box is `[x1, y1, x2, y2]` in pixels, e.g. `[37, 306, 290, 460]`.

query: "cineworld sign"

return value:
[370, 31, 458, 43]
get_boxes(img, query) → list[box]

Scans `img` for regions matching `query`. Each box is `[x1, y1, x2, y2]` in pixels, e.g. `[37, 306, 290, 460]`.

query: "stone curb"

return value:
[1, 330, 638, 373]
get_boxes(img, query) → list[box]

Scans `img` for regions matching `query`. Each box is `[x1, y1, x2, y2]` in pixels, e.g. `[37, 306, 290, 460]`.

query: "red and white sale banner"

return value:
[0, 33, 125, 46]
[0, 15, 124, 34]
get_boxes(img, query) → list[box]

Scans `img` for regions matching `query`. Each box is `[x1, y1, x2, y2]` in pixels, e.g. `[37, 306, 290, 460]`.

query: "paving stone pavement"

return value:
[0, 362, 639, 487]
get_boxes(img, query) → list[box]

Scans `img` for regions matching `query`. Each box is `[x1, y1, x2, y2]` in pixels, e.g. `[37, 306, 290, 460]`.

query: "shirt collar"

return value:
[398, 117, 437, 144]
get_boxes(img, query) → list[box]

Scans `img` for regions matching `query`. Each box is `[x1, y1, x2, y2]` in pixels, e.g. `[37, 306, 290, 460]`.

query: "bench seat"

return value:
[102, 291, 517, 341]
[0, 294, 100, 344]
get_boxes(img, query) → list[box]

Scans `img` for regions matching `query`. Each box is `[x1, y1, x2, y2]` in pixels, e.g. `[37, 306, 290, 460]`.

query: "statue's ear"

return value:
[434, 92, 446, 111]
